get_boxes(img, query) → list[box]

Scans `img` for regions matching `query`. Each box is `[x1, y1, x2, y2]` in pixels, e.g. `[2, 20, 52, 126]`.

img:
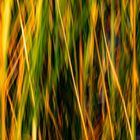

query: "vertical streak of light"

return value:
[132, 0, 137, 139]
[1, 0, 13, 139]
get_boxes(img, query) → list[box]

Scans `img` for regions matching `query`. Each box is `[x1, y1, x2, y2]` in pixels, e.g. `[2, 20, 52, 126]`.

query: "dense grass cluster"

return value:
[0, 0, 140, 139]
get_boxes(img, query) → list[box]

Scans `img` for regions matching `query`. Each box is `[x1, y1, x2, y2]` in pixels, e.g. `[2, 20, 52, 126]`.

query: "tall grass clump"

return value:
[0, 0, 140, 139]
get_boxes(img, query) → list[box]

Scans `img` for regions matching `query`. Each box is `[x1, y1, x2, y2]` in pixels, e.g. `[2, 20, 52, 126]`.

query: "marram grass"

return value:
[0, 0, 140, 140]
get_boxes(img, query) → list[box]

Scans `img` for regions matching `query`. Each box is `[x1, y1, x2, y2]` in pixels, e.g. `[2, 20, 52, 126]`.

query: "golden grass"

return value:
[0, 0, 139, 139]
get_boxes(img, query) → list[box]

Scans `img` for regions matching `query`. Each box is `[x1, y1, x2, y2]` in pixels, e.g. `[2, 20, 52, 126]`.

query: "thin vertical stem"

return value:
[132, 0, 137, 139]
[110, 0, 115, 112]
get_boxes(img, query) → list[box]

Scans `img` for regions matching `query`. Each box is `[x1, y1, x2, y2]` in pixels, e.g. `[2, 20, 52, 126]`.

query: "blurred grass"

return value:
[0, 0, 140, 140]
